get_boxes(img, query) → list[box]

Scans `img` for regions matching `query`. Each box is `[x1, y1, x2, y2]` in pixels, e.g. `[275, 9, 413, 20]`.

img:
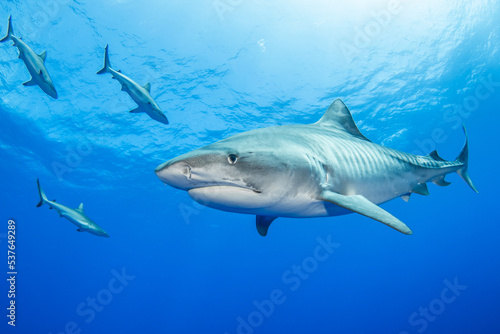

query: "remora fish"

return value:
[0, 16, 58, 99]
[97, 44, 169, 125]
[155, 99, 478, 236]
[36, 179, 110, 237]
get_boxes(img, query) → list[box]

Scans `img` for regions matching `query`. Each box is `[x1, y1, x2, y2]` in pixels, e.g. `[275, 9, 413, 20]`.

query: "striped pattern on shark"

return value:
[155, 99, 477, 236]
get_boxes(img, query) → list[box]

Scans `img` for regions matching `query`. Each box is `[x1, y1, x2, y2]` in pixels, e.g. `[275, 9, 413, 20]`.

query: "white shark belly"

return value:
[187, 186, 351, 218]
[338, 173, 417, 205]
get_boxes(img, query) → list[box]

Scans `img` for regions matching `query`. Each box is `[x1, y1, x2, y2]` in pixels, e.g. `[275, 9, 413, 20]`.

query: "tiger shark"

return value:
[155, 99, 477, 236]
[0, 16, 58, 99]
[97, 44, 169, 125]
[36, 179, 110, 237]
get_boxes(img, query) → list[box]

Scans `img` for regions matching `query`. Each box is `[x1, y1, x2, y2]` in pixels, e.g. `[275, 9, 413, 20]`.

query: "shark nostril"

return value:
[182, 165, 192, 180]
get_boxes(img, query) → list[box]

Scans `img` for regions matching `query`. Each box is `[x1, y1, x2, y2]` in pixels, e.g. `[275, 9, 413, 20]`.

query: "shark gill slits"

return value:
[228, 154, 238, 165]
[321, 163, 330, 184]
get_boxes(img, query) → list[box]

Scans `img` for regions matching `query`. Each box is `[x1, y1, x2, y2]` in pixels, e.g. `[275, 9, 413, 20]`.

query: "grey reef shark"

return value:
[0, 16, 58, 99]
[97, 44, 169, 125]
[155, 99, 478, 236]
[36, 179, 110, 237]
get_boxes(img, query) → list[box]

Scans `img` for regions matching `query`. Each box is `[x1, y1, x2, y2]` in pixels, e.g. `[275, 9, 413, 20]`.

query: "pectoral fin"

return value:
[256, 216, 277, 236]
[23, 78, 37, 86]
[130, 107, 143, 113]
[319, 190, 413, 235]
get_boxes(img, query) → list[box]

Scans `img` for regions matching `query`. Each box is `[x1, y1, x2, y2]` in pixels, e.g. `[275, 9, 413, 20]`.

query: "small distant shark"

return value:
[97, 44, 169, 125]
[155, 99, 478, 236]
[0, 16, 58, 99]
[36, 179, 110, 237]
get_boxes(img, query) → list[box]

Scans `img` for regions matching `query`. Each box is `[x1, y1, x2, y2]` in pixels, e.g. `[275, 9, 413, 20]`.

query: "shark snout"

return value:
[93, 229, 110, 237]
[155, 160, 193, 190]
[41, 80, 58, 99]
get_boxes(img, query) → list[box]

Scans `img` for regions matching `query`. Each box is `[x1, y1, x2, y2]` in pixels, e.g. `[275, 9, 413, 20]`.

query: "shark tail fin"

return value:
[96, 44, 111, 74]
[0, 15, 13, 43]
[36, 178, 49, 207]
[455, 125, 478, 193]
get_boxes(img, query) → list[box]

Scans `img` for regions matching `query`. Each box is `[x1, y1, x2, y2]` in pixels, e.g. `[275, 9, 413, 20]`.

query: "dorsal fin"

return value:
[39, 50, 47, 62]
[143, 82, 151, 92]
[315, 99, 371, 142]
[76, 203, 84, 212]
[428, 150, 446, 161]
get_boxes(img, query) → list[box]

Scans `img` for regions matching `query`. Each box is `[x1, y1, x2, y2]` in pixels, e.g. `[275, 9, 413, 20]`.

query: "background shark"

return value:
[97, 44, 169, 125]
[155, 99, 477, 236]
[36, 179, 110, 237]
[0, 15, 58, 99]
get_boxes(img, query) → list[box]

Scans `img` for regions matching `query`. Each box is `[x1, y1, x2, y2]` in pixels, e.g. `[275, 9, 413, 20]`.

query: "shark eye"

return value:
[227, 154, 238, 165]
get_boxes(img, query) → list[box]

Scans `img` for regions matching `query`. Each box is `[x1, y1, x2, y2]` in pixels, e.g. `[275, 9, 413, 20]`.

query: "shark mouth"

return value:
[187, 186, 267, 212]
[189, 184, 262, 194]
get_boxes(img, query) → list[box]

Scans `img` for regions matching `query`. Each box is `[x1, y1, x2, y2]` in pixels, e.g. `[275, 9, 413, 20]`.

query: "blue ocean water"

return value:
[1, 0, 499, 333]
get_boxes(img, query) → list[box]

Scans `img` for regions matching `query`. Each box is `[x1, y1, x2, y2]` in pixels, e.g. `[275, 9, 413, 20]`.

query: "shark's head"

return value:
[155, 128, 315, 214]
[81, 220, 110, 238]
[88, 225, 110, 238]
[39, 71, 58, 99]
[151, 104, 169, 125]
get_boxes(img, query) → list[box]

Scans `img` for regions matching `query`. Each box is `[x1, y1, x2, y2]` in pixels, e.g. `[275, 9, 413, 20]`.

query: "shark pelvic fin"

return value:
[256, 216, 277, 236]
[23, 78, 37, 86]
[412, 183, 429, 196]
[319, 190, 413, 235]
[77, 228, 85, 232]
[401, 193, 411, 202]
[315, 99, 371, 142]
[39, 50, 47, 62]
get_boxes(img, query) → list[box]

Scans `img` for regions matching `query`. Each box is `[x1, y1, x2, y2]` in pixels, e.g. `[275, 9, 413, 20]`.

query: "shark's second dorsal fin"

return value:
[76, 203, 84, 212]
[39, 50, 47, 62]
[427, 150, 446, 161]
[315, 99, 371, 142]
